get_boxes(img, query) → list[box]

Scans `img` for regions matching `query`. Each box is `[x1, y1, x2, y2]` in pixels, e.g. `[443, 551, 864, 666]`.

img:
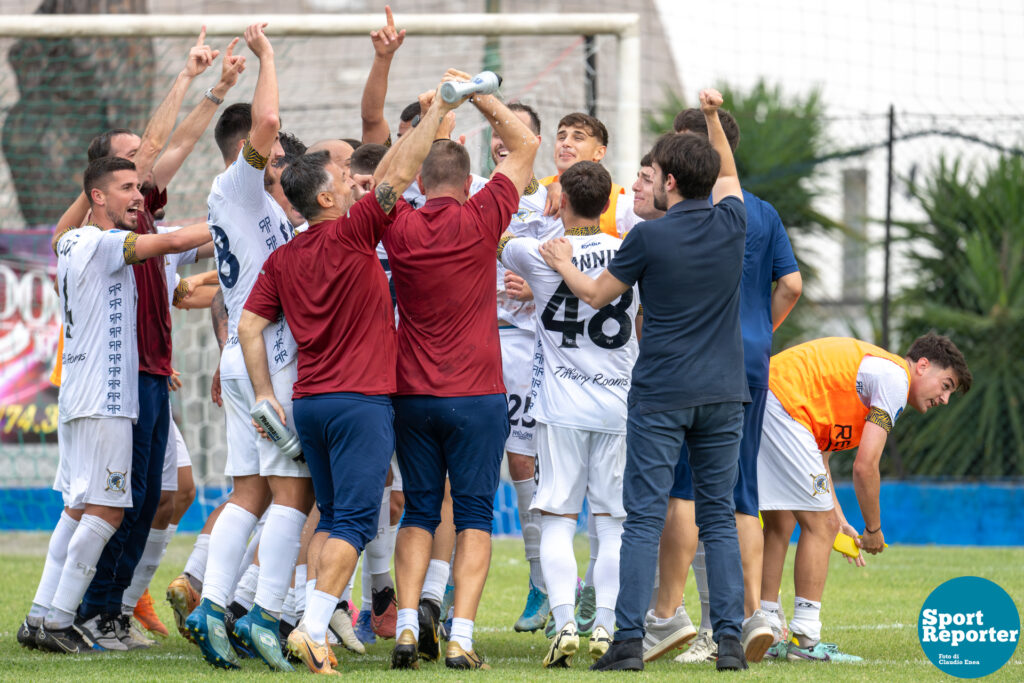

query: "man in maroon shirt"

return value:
[238, 75, 464, 675]
[383, 85, 539, 670]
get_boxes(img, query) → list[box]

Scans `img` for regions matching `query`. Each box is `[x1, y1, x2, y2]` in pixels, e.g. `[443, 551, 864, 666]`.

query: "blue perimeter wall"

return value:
[3, 481, 1022, 546]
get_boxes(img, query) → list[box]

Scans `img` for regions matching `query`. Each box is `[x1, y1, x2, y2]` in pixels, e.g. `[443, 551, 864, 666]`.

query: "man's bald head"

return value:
[308, 139, 355, 170]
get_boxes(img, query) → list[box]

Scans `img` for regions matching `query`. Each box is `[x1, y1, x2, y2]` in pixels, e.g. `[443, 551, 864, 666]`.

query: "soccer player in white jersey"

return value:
[185, 23, 311, 672]
[22, 157, 210, 654]
[499, 161, 639, 668]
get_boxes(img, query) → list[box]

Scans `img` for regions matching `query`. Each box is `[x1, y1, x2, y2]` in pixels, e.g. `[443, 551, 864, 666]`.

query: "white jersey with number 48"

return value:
[55, 227, 140, 422]
[208, 145, 297, 381]
[499, 227, 638, 434]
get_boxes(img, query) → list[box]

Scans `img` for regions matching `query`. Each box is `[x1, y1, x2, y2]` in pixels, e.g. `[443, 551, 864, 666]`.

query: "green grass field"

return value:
[0, 533, 1021, 681]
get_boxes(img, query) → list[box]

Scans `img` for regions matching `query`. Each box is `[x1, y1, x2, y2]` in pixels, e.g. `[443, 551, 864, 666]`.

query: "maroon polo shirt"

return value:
[133, 186, 172, 376]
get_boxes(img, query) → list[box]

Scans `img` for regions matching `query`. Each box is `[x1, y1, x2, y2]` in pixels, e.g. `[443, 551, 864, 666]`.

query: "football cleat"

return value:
[35, 623, 103, 654]
[390, 628, 420, 669]
[371, 585, 397, 639]
[576, 582, 597, 637]
[764, 641, 788, 659]
[590, 625, 613, 661]
[417, 598, 441, 661]
[286, 623, 339, 675]
[166, 573, 200, 641]
[353, 609, 376, 645]
[514, 580, 550, 633]
[785, 635, 831, 662]
[445, 640, 490, 670]
[120, 615, 155, 649]
[17, 618, 39, 650]
[543, 621, 579, 668]
[185, 598, 241, 669]
[233, 606, 294, 671]
[328, 601, 366, 654]
[818, 641, 864, 662]
[134, 589, 169, 636]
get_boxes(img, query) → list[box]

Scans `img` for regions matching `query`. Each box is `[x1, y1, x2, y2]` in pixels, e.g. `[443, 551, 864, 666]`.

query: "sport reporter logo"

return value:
[919, 576, 1020, 678]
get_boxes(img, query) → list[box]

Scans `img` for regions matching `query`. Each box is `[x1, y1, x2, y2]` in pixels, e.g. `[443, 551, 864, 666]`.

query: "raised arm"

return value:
[133, 222, 212, 261]
[152, 37, 246, 190]
[135, 27, 218, 180]
[472, 93, 540, 195]
[52, 194, 90, 251]
[701, 89, 742, 204]
[539, 237, 629, 309]
[245, 23, 280, 157]
[372, 71, 467, 212]
[361, 5, 405, 145]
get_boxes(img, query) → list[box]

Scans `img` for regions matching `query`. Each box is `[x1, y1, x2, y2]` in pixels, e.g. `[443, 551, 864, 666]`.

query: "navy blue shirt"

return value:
[738, 190, 798, 389]
[608, 195, 749, 414]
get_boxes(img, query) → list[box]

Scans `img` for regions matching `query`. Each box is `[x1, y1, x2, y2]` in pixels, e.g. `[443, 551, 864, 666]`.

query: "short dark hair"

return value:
[650, 133, 720, 200]
[215, 103, 253, 161]
[400, 101, 421, 123]
[906, 332, 972, 394]
[420, 140, 470, 192]
[83, 156, 136, 200]
[557, 112, 608, 146]
[509, 102, 541, 135]
[281, 151, 332, 222]
[673, 108, 741, 152]
[640, 152, 654, 168]
[278, 131, 307, 161]
[351, 143, 388, 175]
[341, 138, 362, 151]
[560, 161, 611, 220]
[87, 128, 135, 162]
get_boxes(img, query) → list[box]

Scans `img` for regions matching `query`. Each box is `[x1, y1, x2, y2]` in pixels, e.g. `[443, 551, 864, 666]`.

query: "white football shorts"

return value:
[54, 416, 133, 509]
[531, 421, 626, 517]
[501, 326, 538, 456]
[757, 390, 835, 512]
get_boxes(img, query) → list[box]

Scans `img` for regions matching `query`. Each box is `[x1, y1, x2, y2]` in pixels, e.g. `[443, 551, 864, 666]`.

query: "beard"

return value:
[653, 191, 667, 212]
[107, 205, 138, 231]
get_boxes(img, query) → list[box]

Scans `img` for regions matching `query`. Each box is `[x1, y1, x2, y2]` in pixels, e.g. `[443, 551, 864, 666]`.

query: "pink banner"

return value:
[0, 230, 60, 444]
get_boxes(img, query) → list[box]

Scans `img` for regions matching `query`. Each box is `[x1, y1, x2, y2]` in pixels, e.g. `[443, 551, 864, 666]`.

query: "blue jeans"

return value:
[80, 372, 169, 618]
[615, 401, 744, 642]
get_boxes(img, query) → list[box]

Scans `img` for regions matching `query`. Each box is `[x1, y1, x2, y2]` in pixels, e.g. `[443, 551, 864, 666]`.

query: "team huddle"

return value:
[16, 10, 972, 676]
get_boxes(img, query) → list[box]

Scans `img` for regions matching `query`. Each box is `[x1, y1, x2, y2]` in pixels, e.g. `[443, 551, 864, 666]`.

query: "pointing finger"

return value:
[225, 36, 239, 57]
[385, 5, 395, 28]
[196, 25, 206, 47]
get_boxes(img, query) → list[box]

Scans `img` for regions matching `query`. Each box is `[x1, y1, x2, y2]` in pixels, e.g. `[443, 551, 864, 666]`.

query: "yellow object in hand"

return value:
[833, 532, 860, 558]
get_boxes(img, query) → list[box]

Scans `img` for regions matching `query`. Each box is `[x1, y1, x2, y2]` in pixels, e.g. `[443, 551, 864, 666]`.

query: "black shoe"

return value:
[391, 628, 420, 669]
[17, 618, 39, 649]
[590, 636, 643, 671]
[35, 623, 100, 654]
[417, 599, 441, 661]
[224, 603, 255, 659]
[716, 634, 749, 671]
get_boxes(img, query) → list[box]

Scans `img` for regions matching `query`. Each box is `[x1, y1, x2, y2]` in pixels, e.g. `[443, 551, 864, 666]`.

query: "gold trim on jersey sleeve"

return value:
[122, 231, 143, 265]
[564, 225, 601, 237]
[52, 226, 76, 255]
[866, 406, 894, 433]
[496, 232, 518, 259]
[243, 138, 269, 170]
[172, 278, 191, 306]
[524, 176, 539, 196]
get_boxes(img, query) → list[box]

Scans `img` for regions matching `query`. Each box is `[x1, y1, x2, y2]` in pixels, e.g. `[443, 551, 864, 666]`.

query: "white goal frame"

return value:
[0, 13, 641, 186]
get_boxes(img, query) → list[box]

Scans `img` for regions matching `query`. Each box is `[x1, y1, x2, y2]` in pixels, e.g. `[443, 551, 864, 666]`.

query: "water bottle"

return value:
[440, 71, 502, 103]
[250, 399, 304, 463]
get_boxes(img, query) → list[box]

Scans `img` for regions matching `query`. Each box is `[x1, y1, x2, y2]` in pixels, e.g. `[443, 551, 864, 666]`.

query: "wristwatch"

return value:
[204, 87, 224, 105]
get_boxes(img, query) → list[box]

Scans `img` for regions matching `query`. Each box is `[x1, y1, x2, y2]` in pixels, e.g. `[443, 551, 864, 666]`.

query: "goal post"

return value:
[0, 13, 641, 188]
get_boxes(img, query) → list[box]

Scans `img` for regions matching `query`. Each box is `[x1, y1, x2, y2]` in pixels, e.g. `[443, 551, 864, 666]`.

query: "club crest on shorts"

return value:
[106, 468, 127, 493]
[810, 472, 830, 497]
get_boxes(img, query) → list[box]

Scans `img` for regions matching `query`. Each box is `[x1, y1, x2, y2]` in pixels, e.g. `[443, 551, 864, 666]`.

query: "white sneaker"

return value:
[78, 615, 129, 651]
[674, 630, 716, 663]
[328, 603, 365, 654]
[741, 609, 774, 663]
[542, 621, 579, 668]
[643, 607, 696, 662]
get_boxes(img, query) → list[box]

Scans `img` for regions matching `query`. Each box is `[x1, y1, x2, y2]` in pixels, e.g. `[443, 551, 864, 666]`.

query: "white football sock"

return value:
[305, 589, 339, 643]
[30, 511, 79, 623]
[46, 514, 116, 629]
[693, 541, 712, 632]
[593, 516, 623, 616]
[282, 585, 297, 626]
[584, 509, 599, 586]
[540, 515, 577, 626]
[761, 599, 782, 632]
[183, 533, 210, 582]
[233, 563, 259, 611]
[306, 579, 318, 613]
[293, 564, 307, 616]
[233, 510, 266, 590]
[790, 596, 822, 644]
[512, 477, 545, 591]
[450, 617, 474, 651]
[202, 503, 258, 607]
[254, 504, 306, 617]
[360, 556, 373, 612]
[421, 559, 449, 606]
[123, 525, 172, 609]
[396, 607, 418, 639]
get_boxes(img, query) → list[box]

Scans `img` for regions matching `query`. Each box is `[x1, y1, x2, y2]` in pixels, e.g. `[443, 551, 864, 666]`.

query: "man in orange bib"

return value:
[757, 333, 970, 662]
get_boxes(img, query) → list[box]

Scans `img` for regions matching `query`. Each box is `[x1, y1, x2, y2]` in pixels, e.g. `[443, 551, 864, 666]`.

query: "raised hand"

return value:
[437, 68, 474, 111]
[371, 5, 406, 57]
[219, 37, 246, 88]
[184, 25, 219, 78]
[244, 22, 274, 61]
[699, 88, 724, 115]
